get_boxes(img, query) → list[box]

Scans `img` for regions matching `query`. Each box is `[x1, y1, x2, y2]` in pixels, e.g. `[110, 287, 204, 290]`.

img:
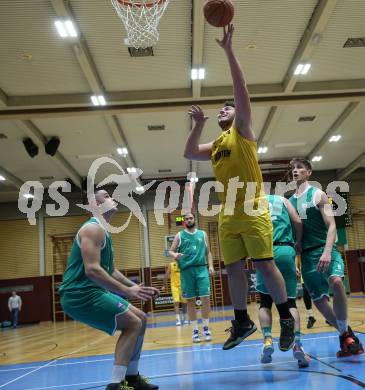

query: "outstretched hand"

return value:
[128, 284, 159, 301]
[188, 105, 208, 124]
[216, 24, 234, 51]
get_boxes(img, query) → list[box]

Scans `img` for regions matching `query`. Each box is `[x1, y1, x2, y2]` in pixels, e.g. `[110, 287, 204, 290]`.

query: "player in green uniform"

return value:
[169, 213, 215, 343]
[289, 158, 363, 357]
[59, 190, 160, 390]
[256, 194, 310, 367]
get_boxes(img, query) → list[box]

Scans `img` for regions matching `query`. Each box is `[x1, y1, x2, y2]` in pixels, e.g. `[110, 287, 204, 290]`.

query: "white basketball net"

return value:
[111, 0, 170, 49]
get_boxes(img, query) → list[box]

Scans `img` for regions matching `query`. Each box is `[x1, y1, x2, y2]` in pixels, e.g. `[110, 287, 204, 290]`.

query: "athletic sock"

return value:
[234, 309, 249, 324]
[262, 326, 272, 338]
[275, 302, 292, 319]
[337, 319, 348, 335]
[295, 330, 301, 345]
[176, 314, 181, 322]
[191, 320, 198, 331]
[202, 318, 209, 328]
[111, 365, 127, 383]
[307, 310, 314, 318]
[126, 360, 139, 376]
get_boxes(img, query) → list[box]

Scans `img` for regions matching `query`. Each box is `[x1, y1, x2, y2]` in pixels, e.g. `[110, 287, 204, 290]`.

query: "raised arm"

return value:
[184, 105, 213, 161]
[217, 25, 255, 141]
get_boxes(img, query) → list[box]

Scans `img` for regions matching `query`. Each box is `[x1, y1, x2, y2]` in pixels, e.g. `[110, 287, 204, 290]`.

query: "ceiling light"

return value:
[23, 194, 34, 199]
[312, 155, 322, 162]
[55, 21, 67, 38]
[258, 146, 268, 154]
[329, 135, 342, 143]
[54, 20, 77, 38]
[97, 95, 106, 106]
[135, 186, 144, 192]
[0, 175, 5, 181]
[91, 96, 99, 106]
[90, 95, 106, 106]
[190, 177, 199, 183]
[294, 63, 311, 75]
[64, 20, 77, 37]
[117, 147, 128, 157]
[127, 167, 137, 174]
[191, 68, 205, 80]
[302, 63, 311, 74]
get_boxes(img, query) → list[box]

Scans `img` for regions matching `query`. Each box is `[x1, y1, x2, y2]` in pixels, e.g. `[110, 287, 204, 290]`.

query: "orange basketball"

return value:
[203, 0, 234, 28]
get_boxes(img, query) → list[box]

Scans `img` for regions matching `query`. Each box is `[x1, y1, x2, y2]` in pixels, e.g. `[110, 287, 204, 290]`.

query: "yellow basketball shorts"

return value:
[171, 286, 186, 303]
[219, 208, 274, 265]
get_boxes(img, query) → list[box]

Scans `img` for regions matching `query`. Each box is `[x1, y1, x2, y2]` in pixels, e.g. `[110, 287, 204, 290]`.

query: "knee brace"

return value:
[259, 293, 273, 310]
[287, 298, 297, 309]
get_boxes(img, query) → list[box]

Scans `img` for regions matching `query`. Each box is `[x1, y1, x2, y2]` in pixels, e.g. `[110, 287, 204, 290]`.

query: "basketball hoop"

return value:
[111, 0, 170, 49]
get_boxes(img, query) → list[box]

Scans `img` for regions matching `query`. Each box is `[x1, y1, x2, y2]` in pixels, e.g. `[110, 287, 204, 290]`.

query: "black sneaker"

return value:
[125, 374, 159, 390]
[106, 381, 134, 390]
[222, 319, 257, 350]
[347, 327, 364, 355]
[306, 316, 316, 329]
[279, 318, 295, 351]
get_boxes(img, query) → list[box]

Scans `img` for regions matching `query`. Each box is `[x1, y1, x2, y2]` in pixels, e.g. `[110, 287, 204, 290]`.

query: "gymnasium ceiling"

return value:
[0, 0, 365, 202]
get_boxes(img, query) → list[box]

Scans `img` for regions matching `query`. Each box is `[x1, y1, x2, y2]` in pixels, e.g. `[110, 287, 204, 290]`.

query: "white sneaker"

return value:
[184, 319, 190, 325]
[176, 320, 181, 326]
[203, 326, 212, 341]
[192, 329, 201, 343]
[293, 343, 310, 368]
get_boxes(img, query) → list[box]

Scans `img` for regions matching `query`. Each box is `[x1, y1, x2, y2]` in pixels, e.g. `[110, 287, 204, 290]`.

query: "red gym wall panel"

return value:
[346, 250, 365, 293]
[0, 276, 53, 324]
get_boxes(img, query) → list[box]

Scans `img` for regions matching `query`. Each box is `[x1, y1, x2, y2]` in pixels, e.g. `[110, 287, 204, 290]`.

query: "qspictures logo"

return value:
[18, 157, 349, 233]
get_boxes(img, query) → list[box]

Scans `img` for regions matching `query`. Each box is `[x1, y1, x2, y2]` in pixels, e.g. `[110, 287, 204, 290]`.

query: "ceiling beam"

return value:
[0, 88, 7, 107]
[19, 120, 82, 188]
[50, 0, 136, 176]
[51, 0, 104, 93]
[103, 115, 137, 168]
[257, 106, 279, 146]
[307, 102, 359, 160]
[259, 0, 337, 148]
[283, 0, 337, 93]
[191, 0, 205, 99]
[0, 166, 24, 189]
[5, 79, 365, 109]
[336, 151, 365, 180]
[1, 91, 365, 120]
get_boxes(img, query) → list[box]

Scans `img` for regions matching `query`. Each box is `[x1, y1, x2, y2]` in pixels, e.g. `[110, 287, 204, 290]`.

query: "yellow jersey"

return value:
[211, 126, 265, 211]
[169, 261, 181, 288]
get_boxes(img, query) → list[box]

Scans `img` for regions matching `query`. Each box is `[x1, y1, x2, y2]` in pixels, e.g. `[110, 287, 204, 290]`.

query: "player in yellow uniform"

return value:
[184, 24, 295, 352]
[162, 261, 188, 326]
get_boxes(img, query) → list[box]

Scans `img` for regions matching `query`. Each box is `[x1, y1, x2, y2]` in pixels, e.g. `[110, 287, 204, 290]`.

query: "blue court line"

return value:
[146, 314, 234, 328]
[0, 331, 341, 372]
[21, 357, 353, 390]
[2, 331, 365, 390]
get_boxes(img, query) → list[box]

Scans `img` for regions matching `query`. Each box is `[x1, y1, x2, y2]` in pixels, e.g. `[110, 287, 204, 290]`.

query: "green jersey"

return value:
[59, 217, 114, 293]
[289, 186, 327, 250]
[177, 229, 207, 270]
[267, 195, 294, 244]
